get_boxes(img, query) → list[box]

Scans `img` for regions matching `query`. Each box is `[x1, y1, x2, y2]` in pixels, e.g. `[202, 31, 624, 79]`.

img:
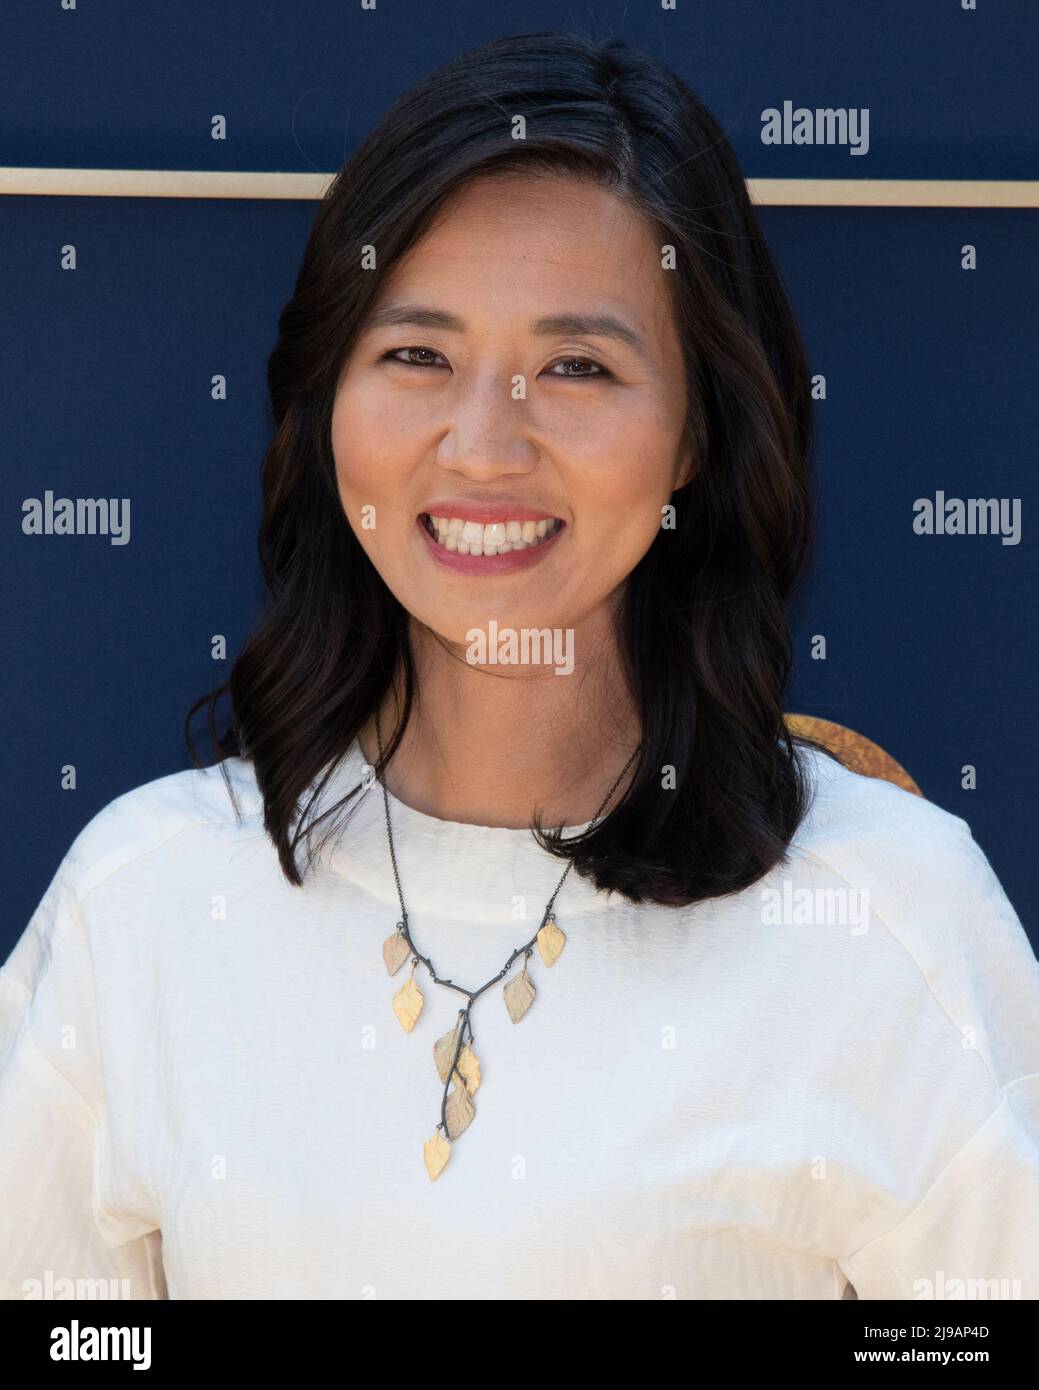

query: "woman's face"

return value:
[331, 171, 693, 644]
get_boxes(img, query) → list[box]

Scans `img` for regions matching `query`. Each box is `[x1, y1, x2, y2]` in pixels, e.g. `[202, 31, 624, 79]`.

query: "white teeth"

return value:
[424, 514, 562, 553]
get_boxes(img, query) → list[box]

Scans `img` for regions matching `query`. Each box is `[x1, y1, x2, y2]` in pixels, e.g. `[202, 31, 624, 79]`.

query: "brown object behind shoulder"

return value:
[784, 715, 923, 797]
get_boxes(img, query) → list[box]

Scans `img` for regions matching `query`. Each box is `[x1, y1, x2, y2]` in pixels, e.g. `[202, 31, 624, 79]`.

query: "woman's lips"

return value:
[416, 514, 565, 574]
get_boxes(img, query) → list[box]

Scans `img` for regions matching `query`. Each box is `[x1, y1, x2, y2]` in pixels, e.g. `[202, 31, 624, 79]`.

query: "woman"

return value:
[3, 30, 1038, 1301]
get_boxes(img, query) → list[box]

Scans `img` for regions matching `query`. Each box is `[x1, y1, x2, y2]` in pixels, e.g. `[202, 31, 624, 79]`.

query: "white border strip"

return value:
[1, 167, 1037, 207]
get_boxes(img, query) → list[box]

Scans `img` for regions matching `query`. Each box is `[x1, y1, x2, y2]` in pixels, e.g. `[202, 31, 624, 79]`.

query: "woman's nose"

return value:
[436, 374, 538, 475]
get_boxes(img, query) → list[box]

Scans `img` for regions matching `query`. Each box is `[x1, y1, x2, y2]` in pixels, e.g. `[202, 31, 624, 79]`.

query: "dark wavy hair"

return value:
[186, 27, 837, 908]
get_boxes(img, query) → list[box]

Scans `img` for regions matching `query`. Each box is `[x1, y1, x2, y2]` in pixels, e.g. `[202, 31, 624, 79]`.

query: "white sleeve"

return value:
[0, 858, 166, 1300]
[836, 821, 1039, 1300]
[838, 1074, 1039, 1299]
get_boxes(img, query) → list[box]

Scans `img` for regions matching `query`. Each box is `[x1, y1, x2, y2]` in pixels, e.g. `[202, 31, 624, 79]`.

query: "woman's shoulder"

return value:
[786, 743, 1038, 1078]
[786, 740, 1031, 978]
[792, 740, 971, 850]
[55, 756, 265, 903]
[788, 741, 999, 900]
[5, 758, 266, 1034]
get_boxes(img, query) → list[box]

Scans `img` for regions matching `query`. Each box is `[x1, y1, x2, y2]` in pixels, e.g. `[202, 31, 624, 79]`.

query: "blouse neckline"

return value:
[305, 736, 615, 923]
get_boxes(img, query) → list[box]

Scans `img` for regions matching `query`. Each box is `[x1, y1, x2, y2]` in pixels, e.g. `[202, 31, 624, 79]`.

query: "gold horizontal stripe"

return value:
[0, 167, 334, 200]
[1, 167, 1037, 207]
[747, 178, 1039, 208]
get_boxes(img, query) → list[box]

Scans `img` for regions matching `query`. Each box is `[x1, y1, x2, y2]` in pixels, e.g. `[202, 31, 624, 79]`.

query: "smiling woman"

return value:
[332, 171, 694, 625]
[4, 28, 1039, 1303]
[217, 34, 820, 884]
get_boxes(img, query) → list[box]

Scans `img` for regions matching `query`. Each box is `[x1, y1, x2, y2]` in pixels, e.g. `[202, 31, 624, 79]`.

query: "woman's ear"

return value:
[675, 444, 696, 491]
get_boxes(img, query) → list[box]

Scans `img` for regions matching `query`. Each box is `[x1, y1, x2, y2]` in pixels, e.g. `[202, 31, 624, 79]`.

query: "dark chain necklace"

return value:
[373, 708, 639, 1180]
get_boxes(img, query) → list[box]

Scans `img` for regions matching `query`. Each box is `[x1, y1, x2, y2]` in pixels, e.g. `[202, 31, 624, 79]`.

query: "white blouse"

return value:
[2, 738, 1039, 1300]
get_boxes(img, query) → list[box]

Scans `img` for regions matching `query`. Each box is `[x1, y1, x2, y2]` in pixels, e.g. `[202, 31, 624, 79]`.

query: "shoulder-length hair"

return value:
[186, 27, 836, 908]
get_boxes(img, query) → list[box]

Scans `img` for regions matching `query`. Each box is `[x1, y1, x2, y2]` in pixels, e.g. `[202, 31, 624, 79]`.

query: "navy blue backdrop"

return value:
[2, 0, 1036, 947]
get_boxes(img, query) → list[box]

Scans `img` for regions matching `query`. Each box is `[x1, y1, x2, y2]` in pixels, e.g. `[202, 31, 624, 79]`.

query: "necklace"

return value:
[373, 710, 640, 1180]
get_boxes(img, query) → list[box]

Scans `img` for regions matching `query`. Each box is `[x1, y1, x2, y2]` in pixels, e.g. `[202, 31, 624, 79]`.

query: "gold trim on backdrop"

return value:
[0, 168, 335, 200]
[784, 714, 923, 797]
[1, 167, 1037, 207]
[747, 178, 1039, 208]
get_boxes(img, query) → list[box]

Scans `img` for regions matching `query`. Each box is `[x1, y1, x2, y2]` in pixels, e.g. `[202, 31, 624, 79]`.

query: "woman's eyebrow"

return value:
[362, 302, 648, 356]
[534, 312, 648, 357]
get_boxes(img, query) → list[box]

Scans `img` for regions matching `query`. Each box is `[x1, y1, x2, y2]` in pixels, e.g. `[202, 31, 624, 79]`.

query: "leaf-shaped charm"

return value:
[423, 1130, 451, 1181]
[536, 914, 566, 967]
[456, 1042, 481, 1095]
[445, 1083, 475, 1140]
[382, 930, 411, 976]
[503, 965, 536, 1023]
[434, 1028, 481, 1094]
[433, 1023, 463, 1083]
[392, 976, 424, 1033]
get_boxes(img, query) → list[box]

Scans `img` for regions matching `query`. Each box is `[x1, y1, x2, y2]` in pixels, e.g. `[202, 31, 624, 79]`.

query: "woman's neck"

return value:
[356, 620, 640, 830]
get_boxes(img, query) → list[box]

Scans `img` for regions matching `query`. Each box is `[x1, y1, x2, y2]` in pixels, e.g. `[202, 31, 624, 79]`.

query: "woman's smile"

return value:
[416, 511, 566, 574]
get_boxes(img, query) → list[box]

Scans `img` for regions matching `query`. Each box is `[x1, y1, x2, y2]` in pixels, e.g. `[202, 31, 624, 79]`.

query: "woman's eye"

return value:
[379, 348, 609, 379]
[382, 346, 448, 369]
[548, 357, 610, 379]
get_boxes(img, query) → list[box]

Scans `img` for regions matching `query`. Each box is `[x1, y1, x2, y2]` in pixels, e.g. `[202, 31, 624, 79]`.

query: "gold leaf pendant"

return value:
[445, 1083, 475, 1139]
[433, 1023, 463, 1083]
[434, 1023, 482, 1095]
[392, 962, 424, 1033]
[408, 912, 567, 1178]
[382, 927, 411, 976]
[456, 1042, 481, 1094]
[536, 912, 566, 967]
[503, 959, 536, 1023]
[423, 1130, 451, 1181]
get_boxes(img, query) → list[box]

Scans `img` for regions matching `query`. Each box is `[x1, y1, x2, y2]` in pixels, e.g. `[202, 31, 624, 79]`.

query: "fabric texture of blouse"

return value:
[2, 738, 1039, 1301]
